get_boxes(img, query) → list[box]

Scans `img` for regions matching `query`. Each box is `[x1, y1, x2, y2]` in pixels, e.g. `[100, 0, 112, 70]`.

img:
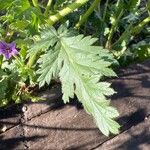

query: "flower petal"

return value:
[9, 42, 18, 55]
[8, 42, 16, 49]
[4, 53, 11, 59]
[10, 49, 18, 55]
[0, 41, 6, 50]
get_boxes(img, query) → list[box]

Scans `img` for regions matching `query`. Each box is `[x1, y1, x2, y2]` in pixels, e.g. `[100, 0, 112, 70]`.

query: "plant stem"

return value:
[102, 0, 109, 21]
[0, 56, 3, 69]
[112, 16, 150, 48]
[27, 53, 37, 68]
[105, 10, 123, 49]
[47, 0, 88, 25]
[112, 24, 132, 47]
[75, 0, 101, 29]
[14, 56, 24, 68]
[32, 0, 38, 7]
[132, 16, 150, 35]
[44, 0, 53, 17]
[32, 0, 40, 10]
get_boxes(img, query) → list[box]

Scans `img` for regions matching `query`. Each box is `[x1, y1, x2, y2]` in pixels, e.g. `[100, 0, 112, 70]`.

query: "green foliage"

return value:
[82, 0, 150, 65]
[0, 0, 13, 10]
[0, 70, 8, 106]
[0, 0, 44, 37]
[28, 25, 120, 136]
[130, 41, 150, 61]
[0, 58, 38, 106]
[0, 0, 149, 137]
[54, 0, 75, 10]
[127, 0, 141, 12]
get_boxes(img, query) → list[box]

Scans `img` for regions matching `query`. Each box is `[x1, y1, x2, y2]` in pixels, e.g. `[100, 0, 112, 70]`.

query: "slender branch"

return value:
[47, 0, 88, 25]
[44, 0, 53, 17]
[75, 0, 101, 29]
[132, 16, 150, 35]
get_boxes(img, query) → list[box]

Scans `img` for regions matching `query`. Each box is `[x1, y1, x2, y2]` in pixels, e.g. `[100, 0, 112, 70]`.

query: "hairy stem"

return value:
[47, 0, 88, 25]
[44, 0, 53, 17]
[75, 0, 101, 29]
[132, 16, 150, 34]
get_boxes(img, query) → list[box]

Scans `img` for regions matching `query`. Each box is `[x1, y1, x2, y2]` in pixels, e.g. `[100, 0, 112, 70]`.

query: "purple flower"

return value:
[0, 41, 18, 59]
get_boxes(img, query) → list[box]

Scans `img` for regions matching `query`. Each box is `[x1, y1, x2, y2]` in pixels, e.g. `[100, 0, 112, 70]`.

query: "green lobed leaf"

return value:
[29, 26, 120, 136]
